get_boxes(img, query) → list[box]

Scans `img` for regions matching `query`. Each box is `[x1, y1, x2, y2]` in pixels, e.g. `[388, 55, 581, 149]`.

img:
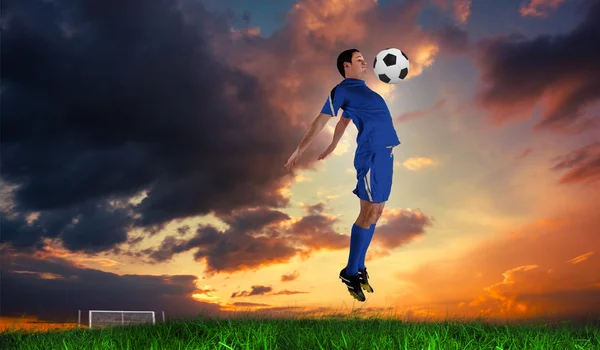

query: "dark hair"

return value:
[337, 49, 359, 78]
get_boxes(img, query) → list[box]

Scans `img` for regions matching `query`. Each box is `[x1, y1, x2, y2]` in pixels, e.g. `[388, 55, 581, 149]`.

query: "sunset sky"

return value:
[1, 0, 599, 330]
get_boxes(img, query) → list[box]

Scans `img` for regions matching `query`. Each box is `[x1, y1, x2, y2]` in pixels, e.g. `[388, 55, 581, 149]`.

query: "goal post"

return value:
[86, 310, 158, 329]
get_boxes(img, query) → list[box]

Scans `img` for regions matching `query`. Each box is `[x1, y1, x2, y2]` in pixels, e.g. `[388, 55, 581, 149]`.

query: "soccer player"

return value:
[284, 49, 401, 302]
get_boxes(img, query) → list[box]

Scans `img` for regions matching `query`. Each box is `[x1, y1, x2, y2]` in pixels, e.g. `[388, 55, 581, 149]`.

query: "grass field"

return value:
[1, 312, 599, 350]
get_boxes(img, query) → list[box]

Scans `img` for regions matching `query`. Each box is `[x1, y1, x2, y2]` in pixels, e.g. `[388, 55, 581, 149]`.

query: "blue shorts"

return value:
[352, 146, 395, 203]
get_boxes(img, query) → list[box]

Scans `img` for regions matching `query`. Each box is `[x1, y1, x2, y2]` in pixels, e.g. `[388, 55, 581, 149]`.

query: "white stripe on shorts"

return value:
[364, 167, 373, 201]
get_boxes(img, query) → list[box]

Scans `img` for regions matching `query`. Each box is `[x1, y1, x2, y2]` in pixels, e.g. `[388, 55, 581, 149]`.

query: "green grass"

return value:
[1, 312, 599, 350]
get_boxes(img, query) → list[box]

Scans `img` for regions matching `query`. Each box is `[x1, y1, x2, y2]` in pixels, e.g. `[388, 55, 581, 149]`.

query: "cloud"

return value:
[142, 202, 434, 272]
[430, 24, 470, 54]
[210, 0, 445, 116]
[519, 0, 567, 17]
[372, 209, 434, 250]
[301, 202, 326, 215]
[231, 285, 272, 298]
[431, 0, 473, 24]
[140, 203, 352, 272]
[143, 207, 300, 274]
[551, 142, 600, 185]
[402, 157, 436, 171]
[567, 251, 594, 264]
[230, 302, 270, 308]
[453, 0, 472, 24]
[393, 209, 600, 323]
[286, 213, 349, 251]
[281, 270, 300, 282]
[0, 248, 224, 323]
[0, 199, 133, 253]
[473, 0, 600, 133]
[231, 285, 309, 298]
[0, 0, 312, 252]
[272, 290, 309, 295]
[468, 262, 600, 322]
[1, 0, 454, 256]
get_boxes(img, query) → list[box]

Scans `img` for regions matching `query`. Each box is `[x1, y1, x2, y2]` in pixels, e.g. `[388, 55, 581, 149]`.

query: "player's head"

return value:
[337, 49, 367, 80]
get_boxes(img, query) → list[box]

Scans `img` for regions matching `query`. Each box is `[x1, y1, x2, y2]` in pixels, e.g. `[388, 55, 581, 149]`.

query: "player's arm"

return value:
[285, 85, 345, 171]
[317, 113, 350, 160]
[293, 84, 346, 154]
[294, 112, 331, 155]
[330, 112, 351, 147]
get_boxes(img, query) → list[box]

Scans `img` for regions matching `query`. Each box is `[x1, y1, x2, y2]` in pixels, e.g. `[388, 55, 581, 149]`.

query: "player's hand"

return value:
[285, 149, 302, 172]
[318, 144, 336, 160]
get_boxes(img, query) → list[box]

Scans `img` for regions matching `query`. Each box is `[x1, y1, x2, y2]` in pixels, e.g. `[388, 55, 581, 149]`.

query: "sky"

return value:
[1, 0, 600, 330]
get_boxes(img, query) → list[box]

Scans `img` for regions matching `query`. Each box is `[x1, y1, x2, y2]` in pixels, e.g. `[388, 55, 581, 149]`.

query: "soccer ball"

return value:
[373, 48, 409, 84]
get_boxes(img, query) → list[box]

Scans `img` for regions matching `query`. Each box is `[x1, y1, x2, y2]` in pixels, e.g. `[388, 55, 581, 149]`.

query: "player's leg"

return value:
[346, 151, 381, 277]
[360, 194, 387, 262]
[358, 200, 385, 269]
[357, 147, 395, 292]
[339, 198, 383, 301]
[339, 151, 376, 302]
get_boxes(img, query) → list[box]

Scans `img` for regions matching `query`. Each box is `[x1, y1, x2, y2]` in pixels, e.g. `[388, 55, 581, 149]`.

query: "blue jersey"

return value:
[320, 78, 400, 153]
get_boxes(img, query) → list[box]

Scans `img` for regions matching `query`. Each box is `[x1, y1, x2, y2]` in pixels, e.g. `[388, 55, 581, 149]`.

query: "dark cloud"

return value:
[142, 204, 354, 272]
[0, 199, 133, 253]
[474, 0, 600, 132]
[551, 142, 600, 184]
[231, 285, 308, 298]
[177, 225, 191, 235]
[143, 207, 298, 273]
[143, 202, 433, 272]
[231, 285, 272, 298]
[281, 270, 300, 282]
[0, 0, 310, 252]
[302, 202, 326, 215]
[374, 210, 434, 249]
[218, 207, 291, 233]
[231, 302, 270, 307]
[272, 290, 309, 295]
[430, 24, 469, 54]
[0, 248, 223, 323]
[287, 214, 348, 251]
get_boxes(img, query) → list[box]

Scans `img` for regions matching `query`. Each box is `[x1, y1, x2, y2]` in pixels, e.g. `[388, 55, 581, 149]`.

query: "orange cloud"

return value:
[519, 0, 567, 17]
[453, 0, 472, 24]
[567, 252, 594, 264]
[211, 0, 443, 127]
[373, 208, 434, 250]
[229, 27, 261, 39]
[402, 157, 436, 171]
[272, 290, 309, 295]
[394, 209, 600, 322]
[431, 0, 473, 24]
[281, 270, 300, 282]
[141, 202, 435, 273]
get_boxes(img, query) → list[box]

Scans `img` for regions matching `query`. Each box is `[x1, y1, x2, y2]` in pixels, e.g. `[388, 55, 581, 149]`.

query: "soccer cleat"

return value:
[339, 268, 366, 302]
[358, 268, 374, 293]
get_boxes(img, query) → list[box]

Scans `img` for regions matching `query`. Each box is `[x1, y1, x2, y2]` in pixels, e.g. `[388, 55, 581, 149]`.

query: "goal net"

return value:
[87, 310, 156, 329]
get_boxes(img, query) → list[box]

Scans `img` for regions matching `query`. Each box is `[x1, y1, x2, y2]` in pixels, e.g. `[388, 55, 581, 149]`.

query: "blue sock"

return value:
[346, 223, 370, 276]
[358, 224, 375, 270]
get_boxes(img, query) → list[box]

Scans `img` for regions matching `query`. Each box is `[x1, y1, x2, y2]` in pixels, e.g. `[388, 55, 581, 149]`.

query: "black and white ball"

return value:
[373, 48, 410, 84]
